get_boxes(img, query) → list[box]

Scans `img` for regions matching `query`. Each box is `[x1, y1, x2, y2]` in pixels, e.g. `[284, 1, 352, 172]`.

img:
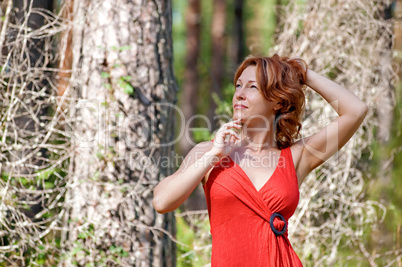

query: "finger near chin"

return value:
[229, 135, 236, 144]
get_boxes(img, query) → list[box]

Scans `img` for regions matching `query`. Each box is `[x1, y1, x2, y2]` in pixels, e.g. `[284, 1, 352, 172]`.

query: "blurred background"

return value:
[0, 0, 401, 266]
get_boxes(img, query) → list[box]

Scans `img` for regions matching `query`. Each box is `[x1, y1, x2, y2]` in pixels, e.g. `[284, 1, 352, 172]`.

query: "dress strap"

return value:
[283, 146, 299, 185]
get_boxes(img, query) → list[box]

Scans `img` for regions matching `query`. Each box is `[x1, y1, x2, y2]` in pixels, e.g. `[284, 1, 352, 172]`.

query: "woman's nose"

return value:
[235, 88, 246, 100]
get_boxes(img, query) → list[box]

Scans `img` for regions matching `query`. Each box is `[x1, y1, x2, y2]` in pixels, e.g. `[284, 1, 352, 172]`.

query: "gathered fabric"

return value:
[203, 147, 303, 266]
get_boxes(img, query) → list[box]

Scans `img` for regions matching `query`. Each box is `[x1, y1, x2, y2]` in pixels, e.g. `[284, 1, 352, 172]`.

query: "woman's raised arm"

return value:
[152, 141, 216, 214]
[293, 69, 368, 184]
[153, 120, 241, 213]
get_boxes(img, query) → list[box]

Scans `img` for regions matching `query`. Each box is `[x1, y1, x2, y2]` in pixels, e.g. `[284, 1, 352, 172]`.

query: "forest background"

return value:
[0, 0, 401, 266]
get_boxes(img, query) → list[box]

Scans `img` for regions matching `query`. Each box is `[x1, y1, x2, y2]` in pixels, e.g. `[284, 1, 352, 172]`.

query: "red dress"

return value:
[203, 147, 303, 266]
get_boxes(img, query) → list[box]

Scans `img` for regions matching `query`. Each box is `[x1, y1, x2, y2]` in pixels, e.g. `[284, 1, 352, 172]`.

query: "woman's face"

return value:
[232, 65, 279, 127]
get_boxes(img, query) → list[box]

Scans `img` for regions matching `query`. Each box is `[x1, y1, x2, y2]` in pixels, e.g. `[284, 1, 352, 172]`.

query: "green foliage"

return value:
[213, 83, 234, 117]
[63, 221, 130, 266]
[37, 167, 66, 189]
[176, 215, 211, 267]
[99, 45, 136, 95]
[0, 163, 68, 266]
[244, 0, 278, 54]
[118, 76, 134, 95]
[172, 0, 187, 88]
[101, 72, 111, 79]
[192, 129, 212, 144]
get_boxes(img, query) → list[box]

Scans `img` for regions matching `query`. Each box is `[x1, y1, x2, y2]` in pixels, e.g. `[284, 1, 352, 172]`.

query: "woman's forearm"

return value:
[305, 70, 368, 116]
[152, 151, 219, 214]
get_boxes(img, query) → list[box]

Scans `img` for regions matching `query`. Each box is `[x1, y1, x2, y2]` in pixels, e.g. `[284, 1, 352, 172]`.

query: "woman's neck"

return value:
[240, 124, 276, 152]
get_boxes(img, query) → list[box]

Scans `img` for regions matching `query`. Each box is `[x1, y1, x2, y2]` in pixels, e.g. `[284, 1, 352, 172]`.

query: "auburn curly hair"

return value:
[234, 54, 308, 149]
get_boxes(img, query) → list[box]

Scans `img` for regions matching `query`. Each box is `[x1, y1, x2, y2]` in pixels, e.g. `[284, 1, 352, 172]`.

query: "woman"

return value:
[153, 54, 368, 266]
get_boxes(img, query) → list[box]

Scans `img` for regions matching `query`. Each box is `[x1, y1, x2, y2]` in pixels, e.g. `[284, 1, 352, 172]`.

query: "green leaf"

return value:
[121, 76, 132, 82]
[101, 72, 110, 78]
[119, 45, 132, 51]
[37, 168, 59, 181]
[103, 83, 112, 90]
[71, 244, 82, 256]
[77, 232, 87, 239]
[91, 171, 100, 181]
[45, 181, 54, 189]
[123, 83, 134, 95]
[19, 177, 29, 186]
[118, 79, 134, 95]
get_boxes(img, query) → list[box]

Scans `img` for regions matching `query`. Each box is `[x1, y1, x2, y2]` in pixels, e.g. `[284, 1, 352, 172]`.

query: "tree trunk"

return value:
[57, 0, 73, 98]
[178, 0, 208, 212]
[179, 0, 201, 156]
[232, 0, 244, 66]
[375, 2, 395, 186]
[64, 0, 177, 266]
[209, 0, 226, 131]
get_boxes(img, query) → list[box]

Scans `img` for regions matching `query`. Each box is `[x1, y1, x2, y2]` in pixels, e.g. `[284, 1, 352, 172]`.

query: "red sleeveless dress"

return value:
[203, 147, 303, 266]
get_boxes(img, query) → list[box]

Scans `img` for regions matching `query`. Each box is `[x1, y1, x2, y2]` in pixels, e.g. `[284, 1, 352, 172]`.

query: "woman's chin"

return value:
[232, 115, 244, 123]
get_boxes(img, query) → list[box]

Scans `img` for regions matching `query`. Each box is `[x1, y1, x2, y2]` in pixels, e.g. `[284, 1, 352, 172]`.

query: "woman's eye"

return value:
[251, 85, 257, 89]
[235, 84, 241, 89]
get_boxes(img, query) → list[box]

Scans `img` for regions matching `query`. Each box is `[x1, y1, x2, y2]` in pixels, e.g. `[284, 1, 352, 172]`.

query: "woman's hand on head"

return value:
[287, 56, 308, 84]
[208, 119, 242, 159]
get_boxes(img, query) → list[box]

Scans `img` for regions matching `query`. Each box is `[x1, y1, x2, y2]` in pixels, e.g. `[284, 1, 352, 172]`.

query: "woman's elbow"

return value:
[152, 195, 174, 214]
[350, 100, 368, 120]
[357, 102, 368, 119]
[152, 196, 167, 214]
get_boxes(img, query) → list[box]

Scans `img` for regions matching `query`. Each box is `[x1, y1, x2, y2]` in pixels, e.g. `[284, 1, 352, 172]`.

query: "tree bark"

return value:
[57, 0, 73, 98]
[209, 0, 226, 131]
[179, 0, 201, 156]
[232, 0, 244, 66]
[64, 0, 177, 266]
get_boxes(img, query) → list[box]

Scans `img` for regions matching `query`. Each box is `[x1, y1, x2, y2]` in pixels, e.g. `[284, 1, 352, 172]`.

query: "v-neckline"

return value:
[227, 148, 284, 193]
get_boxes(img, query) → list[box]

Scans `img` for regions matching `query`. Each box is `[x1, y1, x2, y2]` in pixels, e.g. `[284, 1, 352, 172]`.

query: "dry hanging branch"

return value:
[0, 1, 74, 265]
[0, 0, 177, 265]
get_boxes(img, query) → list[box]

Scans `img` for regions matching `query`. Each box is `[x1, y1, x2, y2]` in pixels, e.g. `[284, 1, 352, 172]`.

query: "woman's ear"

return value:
[274, 102, 282, 111]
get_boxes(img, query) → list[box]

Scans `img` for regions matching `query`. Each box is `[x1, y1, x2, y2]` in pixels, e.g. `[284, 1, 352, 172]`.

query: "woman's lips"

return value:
[234, 104, 248, 109]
